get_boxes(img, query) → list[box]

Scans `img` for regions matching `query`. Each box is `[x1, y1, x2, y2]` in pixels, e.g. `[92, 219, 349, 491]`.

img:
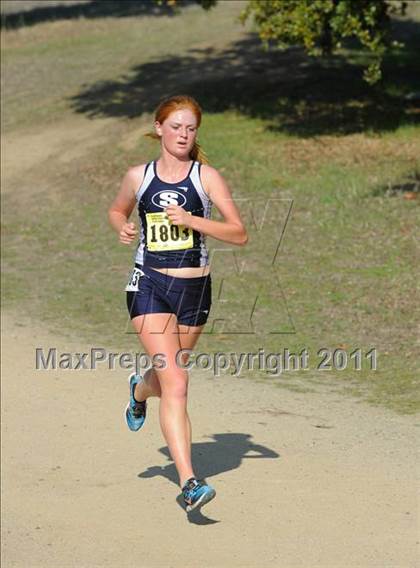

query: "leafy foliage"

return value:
[161, 0, 408, 84]
[240, 0, 407, 83]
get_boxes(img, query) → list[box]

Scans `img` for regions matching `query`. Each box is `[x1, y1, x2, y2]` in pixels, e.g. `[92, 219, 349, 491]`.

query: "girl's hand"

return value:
[119, 222, 138, 245]
[165, 205, 191, 227]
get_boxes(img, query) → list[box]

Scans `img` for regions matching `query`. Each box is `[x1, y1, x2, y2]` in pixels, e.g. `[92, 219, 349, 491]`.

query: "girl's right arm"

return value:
[108, 165, 145, 245]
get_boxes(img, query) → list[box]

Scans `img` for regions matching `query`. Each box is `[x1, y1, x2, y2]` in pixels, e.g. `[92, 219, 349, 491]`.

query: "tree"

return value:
[161, 0, 407, 84]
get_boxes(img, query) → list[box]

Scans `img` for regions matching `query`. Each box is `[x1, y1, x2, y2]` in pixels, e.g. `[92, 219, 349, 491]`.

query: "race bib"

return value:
[146, 212, 193, 252]
[125, 267, 144, 292]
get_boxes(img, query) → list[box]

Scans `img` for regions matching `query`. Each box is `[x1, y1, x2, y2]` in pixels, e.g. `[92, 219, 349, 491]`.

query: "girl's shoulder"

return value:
[199, 164, 227, 199]
[199, 163, 226, 181]
[124, 162, 152, 192]
[199, 163, 218, 176]
[126, 161, 150, 178]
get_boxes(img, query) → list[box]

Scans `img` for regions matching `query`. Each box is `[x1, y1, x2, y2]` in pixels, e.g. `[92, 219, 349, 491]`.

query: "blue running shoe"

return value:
[125, 373, 147, 432]
[182, 477, 216, 512]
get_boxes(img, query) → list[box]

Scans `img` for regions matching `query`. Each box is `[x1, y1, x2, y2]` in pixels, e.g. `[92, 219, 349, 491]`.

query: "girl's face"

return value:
[155, 108, 198, 159]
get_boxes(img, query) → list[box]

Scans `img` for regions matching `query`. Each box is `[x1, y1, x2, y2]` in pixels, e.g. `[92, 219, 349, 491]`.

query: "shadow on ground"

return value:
[138, 432, 279, 523]
[68, 20, 420, 137]
[372, 169, 420, 198]
[0, 0, 187, 28]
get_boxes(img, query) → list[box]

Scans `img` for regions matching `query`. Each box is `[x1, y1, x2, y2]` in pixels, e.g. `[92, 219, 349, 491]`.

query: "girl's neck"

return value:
[156, 152, 192, 181]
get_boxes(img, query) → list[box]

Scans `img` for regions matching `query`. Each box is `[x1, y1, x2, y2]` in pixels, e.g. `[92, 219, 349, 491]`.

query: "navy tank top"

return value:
[134, 160, 212, 268]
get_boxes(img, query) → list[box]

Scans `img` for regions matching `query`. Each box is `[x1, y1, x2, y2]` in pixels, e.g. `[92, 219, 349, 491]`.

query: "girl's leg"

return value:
[131, 314, 204, 487]
[134, 366, 161, 401]
[134, 324, 203, 402]
[172, 322, 205, 474]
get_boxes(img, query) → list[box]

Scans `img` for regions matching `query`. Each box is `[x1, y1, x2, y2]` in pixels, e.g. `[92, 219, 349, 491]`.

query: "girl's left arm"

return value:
[165, 165, 248, 246]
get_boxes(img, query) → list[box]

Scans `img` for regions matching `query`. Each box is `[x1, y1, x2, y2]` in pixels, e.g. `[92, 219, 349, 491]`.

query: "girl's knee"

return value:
[159, 375, 189, 399]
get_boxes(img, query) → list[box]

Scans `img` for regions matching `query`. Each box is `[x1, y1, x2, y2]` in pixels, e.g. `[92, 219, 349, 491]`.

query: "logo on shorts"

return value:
[152, 190, 187, 209]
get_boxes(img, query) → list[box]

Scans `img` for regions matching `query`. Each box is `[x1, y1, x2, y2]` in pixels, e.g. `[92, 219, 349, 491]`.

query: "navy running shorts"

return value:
[126, 264, 212, 326]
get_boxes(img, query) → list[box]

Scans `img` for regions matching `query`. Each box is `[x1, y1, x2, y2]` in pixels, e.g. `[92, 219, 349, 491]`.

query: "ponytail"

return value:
[190, 140, 209, 164]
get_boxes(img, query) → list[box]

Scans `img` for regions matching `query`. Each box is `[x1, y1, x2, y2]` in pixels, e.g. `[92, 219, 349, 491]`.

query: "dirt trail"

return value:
[1, 114, 153, 208]
[1, 115, 119, 195]
[1, 311, 418, 568]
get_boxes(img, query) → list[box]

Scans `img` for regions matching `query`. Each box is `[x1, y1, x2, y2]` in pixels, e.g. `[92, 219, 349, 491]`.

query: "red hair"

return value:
[145, 95, 209, 164]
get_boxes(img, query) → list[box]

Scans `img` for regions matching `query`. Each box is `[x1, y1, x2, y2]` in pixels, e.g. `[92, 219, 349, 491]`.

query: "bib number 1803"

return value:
[146, 212, 193, 251]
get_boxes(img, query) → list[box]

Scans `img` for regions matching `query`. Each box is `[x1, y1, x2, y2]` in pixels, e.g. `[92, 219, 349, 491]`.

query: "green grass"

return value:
[2, 1, 420, 414]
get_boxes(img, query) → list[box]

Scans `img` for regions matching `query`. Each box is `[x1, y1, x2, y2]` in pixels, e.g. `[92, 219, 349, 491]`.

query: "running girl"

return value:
[108, 94, 247, 512]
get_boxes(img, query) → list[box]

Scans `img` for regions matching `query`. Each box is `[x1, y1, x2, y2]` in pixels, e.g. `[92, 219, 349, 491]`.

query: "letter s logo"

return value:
[159, 192, 178, 206]
[152, 191, 187, 209]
